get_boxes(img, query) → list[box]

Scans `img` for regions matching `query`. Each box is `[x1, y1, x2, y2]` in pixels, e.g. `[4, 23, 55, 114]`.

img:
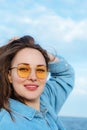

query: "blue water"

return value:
[60, 116, 87, 130]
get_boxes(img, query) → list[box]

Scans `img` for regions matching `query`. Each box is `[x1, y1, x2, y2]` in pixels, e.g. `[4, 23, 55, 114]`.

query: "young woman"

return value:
[0, 35, 74, 130]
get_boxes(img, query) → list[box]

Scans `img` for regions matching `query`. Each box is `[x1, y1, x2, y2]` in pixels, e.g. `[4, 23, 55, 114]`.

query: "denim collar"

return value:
[9, 98, 48, 120]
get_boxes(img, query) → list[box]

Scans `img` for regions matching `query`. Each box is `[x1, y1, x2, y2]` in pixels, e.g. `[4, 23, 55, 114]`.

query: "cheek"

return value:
[38, 78, 47, 87]
[11, 71, 24, 85]
[11, 73, 25, 94]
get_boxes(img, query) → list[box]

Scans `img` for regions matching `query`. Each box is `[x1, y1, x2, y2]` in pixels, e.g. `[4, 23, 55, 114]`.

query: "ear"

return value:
[8, 70, 12, 83]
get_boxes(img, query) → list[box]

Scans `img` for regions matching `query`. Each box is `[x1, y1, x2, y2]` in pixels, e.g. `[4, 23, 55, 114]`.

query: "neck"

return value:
[25, 98, 40, 111]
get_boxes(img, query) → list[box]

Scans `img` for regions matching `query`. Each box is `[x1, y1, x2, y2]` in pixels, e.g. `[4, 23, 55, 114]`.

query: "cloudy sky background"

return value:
[0, 0, 87, 117]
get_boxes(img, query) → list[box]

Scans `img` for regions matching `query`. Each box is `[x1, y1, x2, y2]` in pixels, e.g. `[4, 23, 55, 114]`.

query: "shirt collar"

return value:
[9, 98, 36, 120]
[9, 98, 48, 120]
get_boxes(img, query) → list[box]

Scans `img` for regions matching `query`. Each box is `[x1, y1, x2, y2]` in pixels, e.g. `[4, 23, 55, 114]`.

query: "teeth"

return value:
[29, 86, 36, 88]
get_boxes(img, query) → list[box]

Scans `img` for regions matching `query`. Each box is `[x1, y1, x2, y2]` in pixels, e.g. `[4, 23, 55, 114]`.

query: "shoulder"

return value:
[0, 109, 15, 130]
[0, 109, 10, 122]
[0, 109, 6, 120]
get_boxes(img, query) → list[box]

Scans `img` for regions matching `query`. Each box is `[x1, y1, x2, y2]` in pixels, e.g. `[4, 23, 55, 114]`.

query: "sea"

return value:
[59, 116, 87, 130]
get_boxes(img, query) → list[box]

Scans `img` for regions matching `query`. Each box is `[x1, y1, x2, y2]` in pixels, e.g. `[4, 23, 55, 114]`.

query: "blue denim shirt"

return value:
[0, 56, 74, 130]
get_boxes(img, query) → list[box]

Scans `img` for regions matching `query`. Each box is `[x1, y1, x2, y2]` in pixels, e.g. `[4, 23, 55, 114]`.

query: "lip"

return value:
[24, 84, 39, 91]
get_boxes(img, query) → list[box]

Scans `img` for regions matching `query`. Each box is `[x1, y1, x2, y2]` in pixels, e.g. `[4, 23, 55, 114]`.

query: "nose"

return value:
[27, 69, 37, 81]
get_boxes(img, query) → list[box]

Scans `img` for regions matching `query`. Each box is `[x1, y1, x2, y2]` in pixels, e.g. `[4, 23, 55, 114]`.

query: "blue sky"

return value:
[0, 0, 87, 117]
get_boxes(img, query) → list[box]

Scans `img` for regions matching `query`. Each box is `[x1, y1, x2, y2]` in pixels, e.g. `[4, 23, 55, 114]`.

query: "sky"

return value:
[0, 0, 87, 117]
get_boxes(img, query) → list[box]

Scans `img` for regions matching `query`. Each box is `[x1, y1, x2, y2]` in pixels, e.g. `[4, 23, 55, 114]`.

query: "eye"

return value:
[36, 69, 46, 72]
[18, 67, 29, 72]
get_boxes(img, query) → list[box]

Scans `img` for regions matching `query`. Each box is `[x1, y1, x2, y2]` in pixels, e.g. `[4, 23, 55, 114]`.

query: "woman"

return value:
[0, 35, 74, 130]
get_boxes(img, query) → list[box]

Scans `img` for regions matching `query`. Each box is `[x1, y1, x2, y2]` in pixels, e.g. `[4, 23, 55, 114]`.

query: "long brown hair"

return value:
[0, 35, 50, 114]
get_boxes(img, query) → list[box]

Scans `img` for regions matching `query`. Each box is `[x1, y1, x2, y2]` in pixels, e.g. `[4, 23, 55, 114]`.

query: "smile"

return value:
[24, 84, 39, 91]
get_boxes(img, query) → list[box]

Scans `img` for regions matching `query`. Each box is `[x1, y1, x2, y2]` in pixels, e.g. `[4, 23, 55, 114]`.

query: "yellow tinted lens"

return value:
[36, 66, 48, 79]
[17, 64, 30, 78]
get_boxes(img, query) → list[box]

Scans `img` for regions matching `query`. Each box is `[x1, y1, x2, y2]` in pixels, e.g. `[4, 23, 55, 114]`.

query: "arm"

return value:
[41, 54, 75, 114]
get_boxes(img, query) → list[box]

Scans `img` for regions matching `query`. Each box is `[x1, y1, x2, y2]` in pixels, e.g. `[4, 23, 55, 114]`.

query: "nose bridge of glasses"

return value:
[27, 67, 37, 79]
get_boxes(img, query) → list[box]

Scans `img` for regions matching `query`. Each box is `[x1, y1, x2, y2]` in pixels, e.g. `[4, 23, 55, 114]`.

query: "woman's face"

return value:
[8, 48, 48, 104]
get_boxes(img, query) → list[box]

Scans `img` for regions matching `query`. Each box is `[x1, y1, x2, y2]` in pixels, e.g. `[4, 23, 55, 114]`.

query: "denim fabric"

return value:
[0, 56, 74, 130]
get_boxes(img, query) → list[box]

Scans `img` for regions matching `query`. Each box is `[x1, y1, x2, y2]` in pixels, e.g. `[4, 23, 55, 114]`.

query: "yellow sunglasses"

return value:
[10, 63, 48, 79]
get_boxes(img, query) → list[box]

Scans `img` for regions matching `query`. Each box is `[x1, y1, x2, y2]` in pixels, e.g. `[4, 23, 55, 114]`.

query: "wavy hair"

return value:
[0, 35, 50, 115]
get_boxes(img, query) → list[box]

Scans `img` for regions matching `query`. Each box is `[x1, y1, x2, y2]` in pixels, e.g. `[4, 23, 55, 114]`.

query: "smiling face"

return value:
[8, 48, 48, 105]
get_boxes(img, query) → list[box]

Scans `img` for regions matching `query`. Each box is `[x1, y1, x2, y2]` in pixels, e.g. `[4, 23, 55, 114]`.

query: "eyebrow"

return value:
[18, 63, 29, 65]
[17, 63, 46, 67]
[37, 65, 46, 67]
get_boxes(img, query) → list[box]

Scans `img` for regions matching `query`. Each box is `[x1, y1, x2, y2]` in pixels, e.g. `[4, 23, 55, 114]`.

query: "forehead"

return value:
[11, 48, 46, 66]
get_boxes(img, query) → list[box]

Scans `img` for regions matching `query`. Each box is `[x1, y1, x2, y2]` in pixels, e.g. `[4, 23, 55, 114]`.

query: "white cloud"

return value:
[72, 75, 87, 96]
[0, 25, 18, 45]
[62, 20, 87, 42]
[11, 8, 87, 44]
[0, 2, 87, 45]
